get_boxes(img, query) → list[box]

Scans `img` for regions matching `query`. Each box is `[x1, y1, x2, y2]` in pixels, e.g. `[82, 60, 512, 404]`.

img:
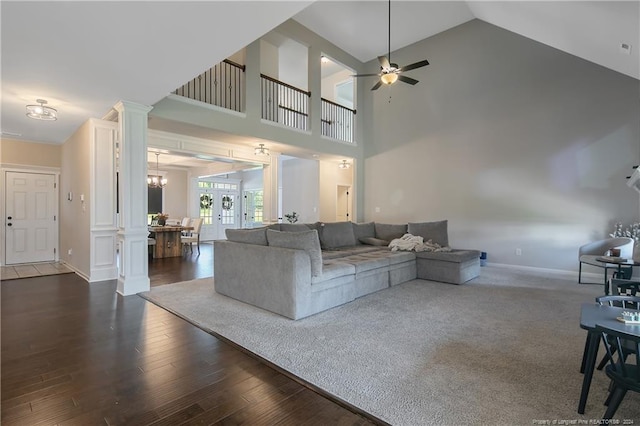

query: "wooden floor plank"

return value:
[1, 245, 376, 425]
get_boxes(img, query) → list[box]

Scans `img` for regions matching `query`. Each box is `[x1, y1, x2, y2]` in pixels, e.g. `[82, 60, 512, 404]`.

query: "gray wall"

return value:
[363, 20, 640, 272]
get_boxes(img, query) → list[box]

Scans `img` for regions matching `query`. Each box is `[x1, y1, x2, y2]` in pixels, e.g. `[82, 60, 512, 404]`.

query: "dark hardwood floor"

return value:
[1, 244, 375, 425]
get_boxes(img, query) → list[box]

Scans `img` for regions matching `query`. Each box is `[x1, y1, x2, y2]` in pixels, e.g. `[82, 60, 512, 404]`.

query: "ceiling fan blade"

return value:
[398, 75, 419, 85]
[378, 56, 391, 70]
[371, 80, 383, 91]
[398, 59, 430, 72]
[352, 73, 381, 78]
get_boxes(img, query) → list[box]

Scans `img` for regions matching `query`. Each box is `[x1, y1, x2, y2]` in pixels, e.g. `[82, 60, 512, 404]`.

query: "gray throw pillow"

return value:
[266, 229, 323, 277]
[408, 220, 449, 247]
[352, 222, 375, 244]
[375, 223, 407, 242]
[359, 237, 390, 246]
[321, 221, 356, 249]
[225, 228, 268, 246]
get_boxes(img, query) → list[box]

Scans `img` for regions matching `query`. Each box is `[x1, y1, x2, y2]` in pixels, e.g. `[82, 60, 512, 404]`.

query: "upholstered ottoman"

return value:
[415, 249, 481, 284]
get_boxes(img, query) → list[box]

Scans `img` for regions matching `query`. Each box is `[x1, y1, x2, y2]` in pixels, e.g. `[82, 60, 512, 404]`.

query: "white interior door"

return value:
[336, 185, 351, 222]
[5, 171, 57, 264]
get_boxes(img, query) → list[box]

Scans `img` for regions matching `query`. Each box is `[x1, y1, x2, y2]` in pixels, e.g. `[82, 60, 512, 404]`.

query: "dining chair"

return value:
[180, 217, 191, 236]
[181, 218, 203, 254]
[594, 295, 640, 371]
[148, 236, 156, 261]
[610, 278, 640, 298]
[594, 325, 640, 420]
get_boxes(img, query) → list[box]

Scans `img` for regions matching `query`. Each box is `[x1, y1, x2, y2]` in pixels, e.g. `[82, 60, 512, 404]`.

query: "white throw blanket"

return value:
[389, 234, 452, 252]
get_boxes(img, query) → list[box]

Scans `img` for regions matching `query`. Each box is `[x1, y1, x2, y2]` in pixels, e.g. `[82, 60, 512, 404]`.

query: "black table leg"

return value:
[578, 330, 599, 414]
[580, 333, 591, 374]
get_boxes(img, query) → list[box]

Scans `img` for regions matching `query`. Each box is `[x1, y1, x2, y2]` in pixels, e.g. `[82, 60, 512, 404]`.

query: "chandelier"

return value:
[147, 152, 167, 188]
[26, 99, 57, 121]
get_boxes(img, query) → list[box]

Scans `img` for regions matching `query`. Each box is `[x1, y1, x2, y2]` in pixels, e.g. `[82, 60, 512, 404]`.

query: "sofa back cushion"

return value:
[352, 222, 375, 244]
[266, 229, 323, 277]
[408, 220, 449, 247]
[320, 221, 356, 249]
[280, 223, 312, 232]
[375, 223, 408, 242]
[225, 228, 268, 246]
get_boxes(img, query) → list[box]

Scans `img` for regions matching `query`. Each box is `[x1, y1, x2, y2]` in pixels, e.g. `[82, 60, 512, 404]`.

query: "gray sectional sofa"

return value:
[214, 220, 480, 320]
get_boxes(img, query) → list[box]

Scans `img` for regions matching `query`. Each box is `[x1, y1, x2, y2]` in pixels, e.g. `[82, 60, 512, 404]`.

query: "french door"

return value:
[197, 180, 240, 241]
[4, 171, 58, 264]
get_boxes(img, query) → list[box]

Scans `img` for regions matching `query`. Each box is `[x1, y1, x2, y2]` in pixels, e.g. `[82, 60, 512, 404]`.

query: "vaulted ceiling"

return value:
[2, 1, 638, 150]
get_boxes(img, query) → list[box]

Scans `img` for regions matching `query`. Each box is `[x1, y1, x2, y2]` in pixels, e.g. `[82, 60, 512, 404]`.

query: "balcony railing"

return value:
[261, 74, 310, 131]
[321, 98, 356, 143]
[174, 59, 245, 112]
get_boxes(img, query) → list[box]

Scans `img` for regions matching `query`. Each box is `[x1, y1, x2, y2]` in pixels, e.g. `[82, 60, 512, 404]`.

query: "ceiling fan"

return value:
[353, 0, 430, 91]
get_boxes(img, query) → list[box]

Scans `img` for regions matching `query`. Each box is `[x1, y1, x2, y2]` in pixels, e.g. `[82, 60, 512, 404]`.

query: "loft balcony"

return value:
[172, 58, 356, 144]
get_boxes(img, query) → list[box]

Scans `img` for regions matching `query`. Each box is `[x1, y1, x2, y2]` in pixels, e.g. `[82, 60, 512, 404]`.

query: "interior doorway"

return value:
[336, 185, 351, 222]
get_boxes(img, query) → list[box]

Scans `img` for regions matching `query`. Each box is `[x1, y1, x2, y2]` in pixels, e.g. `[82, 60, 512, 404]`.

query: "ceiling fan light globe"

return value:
[381, 73, 398, 85]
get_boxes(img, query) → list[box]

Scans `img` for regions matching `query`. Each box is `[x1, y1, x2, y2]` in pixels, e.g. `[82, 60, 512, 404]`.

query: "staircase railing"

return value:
[321, 98, 356, 143]
[174, 59, 245, 112]
[260, 74, 310, 131]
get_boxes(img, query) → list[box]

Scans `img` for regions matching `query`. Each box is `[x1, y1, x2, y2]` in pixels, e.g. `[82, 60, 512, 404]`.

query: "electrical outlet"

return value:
[515, 248, 522, 256]
[68, 249, 73, 256]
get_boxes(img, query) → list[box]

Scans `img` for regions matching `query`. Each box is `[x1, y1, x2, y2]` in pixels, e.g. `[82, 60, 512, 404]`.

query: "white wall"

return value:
[281, 158, 319, 223]
[260, 40, 279, 78]
[321, 69, 353, 105]
[241, 168, 263, 190]
[60, 121, 92, 277]
[363, 20, 640, 272]
[162, 168, 189, 220]
[279, 38, 308, 90]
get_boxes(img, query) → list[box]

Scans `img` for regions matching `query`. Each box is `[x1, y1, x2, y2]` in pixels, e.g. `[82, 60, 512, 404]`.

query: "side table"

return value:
[595, 256, 638, 295]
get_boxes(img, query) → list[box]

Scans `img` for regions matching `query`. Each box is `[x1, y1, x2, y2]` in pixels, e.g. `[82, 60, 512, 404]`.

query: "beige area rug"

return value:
[1, 262, 74, 281]
[139, 266, 640, 425]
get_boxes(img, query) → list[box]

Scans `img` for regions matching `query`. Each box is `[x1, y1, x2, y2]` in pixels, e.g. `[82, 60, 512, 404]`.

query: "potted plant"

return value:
[154, 213, 169, 226]
[284, 212, 299, 223]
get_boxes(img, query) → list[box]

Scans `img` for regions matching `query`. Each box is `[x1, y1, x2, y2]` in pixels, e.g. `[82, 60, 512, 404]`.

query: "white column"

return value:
[262, 152, 280, 224]
[114, 101, 153, 296]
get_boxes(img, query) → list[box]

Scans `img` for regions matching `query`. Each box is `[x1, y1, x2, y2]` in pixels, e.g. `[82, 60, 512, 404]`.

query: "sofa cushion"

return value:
[352, 222, 375, 244]
[266, 223, 281, 231]
[339, 252, 391, 274]
[408, 220, 449, 247]
[414, 249, 480, 263]
[374, 223, 407, 242]
[267, 229, 323, 277]
[225, 228, 268, 245]
[280, 223, 312, 232]
[320, 221, 356, 249]
[359, 237, 390, 247]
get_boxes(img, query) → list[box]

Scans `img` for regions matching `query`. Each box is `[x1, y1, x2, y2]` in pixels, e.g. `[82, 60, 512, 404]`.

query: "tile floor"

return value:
[1, 262, 73, 280]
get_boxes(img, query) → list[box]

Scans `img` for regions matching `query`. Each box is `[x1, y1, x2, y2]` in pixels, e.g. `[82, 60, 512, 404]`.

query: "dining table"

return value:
[578, 302, 640, 414]
[148, 225, 193, 258]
